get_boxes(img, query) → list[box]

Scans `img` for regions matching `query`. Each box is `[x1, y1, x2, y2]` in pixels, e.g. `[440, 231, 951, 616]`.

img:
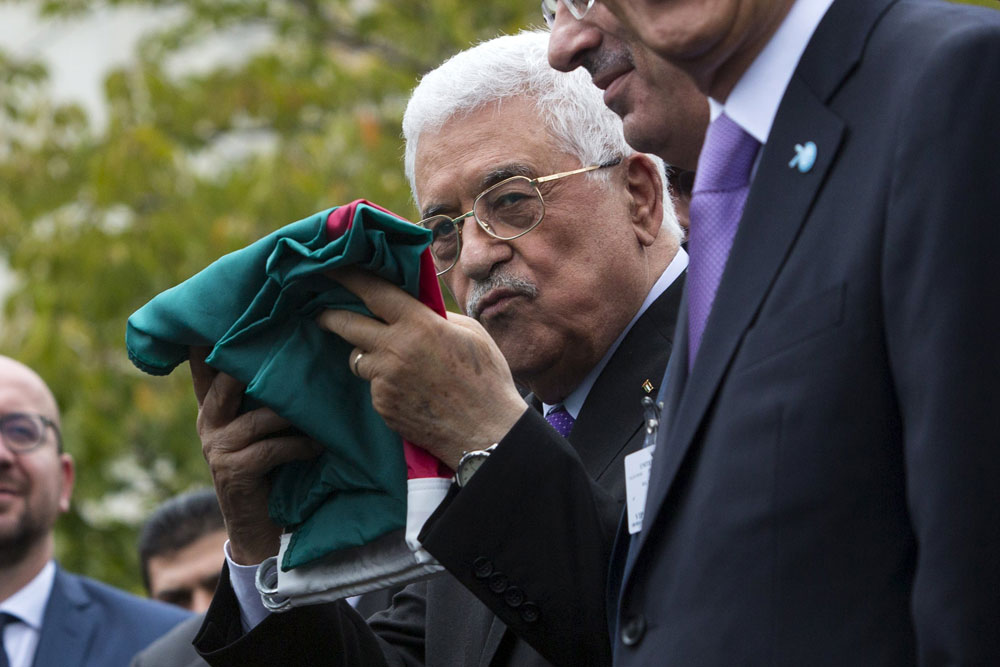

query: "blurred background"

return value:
[1, 0, 993, 594]
[0, 0, 537, 592]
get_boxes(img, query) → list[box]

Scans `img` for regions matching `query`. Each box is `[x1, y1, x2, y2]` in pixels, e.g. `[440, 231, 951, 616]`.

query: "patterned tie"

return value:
[687, 113, 761, 369]
[0, 611, 19, 667]
[545, 405, 575, 438]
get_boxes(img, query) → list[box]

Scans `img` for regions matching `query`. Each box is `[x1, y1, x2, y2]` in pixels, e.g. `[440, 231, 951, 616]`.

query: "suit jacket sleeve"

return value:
[195, 563, 399, 667]
[884, 17, 1000, 661]
[419, 408, 620, 667]
[194, 416, 625, 667]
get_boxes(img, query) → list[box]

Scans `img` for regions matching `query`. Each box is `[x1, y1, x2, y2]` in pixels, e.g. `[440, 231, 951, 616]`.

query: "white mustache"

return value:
[466, 273, 539, 320]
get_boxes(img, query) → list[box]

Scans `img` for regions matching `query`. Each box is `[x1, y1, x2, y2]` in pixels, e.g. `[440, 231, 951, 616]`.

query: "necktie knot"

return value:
[545, 405, 575, 438]
[1, 611, 21, 667]
[693, 113, 760, 194]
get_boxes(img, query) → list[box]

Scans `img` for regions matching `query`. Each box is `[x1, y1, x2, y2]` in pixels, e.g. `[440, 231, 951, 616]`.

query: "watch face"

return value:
[457, 450, 490, 487]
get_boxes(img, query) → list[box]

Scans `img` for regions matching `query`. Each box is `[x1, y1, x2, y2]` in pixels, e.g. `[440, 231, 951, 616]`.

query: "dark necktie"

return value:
[545, 404, 575, 438]
[687, 113, 761, 369]
[0, 611, 21, 667]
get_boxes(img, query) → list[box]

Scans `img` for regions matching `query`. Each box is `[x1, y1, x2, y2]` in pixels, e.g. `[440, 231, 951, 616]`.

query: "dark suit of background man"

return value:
[190, 30, 694, 667]
[0, 356, 189, 667]
[131, 488, 228, 667]
[548, 0, 1000, 663]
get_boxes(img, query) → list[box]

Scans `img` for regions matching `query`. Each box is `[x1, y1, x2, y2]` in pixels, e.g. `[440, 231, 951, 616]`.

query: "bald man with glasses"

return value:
[0, 356, 189, 667]
[190, 30, 687, 667]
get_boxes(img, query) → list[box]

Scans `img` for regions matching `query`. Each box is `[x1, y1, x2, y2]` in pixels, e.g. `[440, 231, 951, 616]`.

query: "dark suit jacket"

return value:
[31, 566, 190, 667]
[131, 614, 208, 667]
[613, 1, 1000, 664]
[194, 274, 684, 667]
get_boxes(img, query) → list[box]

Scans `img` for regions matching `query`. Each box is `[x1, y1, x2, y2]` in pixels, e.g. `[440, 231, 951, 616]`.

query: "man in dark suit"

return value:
[190, 30, 689, 666]
[131, 489, 398, 667]
[0, 355, 189, 667]
[131, 489, 227, 667]
[547, 0, 1000, 663]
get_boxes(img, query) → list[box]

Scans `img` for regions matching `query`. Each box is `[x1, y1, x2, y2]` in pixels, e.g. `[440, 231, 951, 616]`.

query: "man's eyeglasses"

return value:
[0, 413, 61, 453]
[541, 0, 595, 27]
[417, 157, 621, 276]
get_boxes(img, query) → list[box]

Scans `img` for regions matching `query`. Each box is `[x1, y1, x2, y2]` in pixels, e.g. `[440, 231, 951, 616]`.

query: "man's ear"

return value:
[58, 453, 74, 514]
[624, 154, 664, 247]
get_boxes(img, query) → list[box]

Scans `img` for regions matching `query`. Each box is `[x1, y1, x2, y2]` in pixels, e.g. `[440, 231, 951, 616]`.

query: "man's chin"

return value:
[0, 523, 36, 561]
[622, 121, 664, 158]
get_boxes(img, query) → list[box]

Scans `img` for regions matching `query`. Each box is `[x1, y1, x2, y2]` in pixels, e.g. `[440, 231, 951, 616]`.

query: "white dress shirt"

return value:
[0, 560, 55, 667]
[710, 0, 836, 142]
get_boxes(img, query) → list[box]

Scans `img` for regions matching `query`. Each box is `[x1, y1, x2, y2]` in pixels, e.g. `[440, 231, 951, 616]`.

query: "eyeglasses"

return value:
[0, 412, 61, 454]
[417, 157, 621, 276]
[541, 0, 595, 27]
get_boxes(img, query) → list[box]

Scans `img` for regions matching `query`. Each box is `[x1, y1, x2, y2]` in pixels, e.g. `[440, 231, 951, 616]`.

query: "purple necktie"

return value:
[546, 405, 575, 438]
[687, 113, 760, 370]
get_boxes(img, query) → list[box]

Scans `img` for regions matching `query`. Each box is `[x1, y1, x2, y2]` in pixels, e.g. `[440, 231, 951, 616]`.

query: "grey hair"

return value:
[402, 29, 681, 243]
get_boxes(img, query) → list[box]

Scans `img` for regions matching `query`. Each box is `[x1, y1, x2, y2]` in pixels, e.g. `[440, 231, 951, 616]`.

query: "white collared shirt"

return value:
[0, 560, 56, 667]
[710, 0, 836, 144]
[544, 247, 688, 420]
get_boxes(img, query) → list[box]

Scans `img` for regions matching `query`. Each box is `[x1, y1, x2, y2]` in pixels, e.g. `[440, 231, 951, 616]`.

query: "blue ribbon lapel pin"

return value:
[789, 141, 817, 173]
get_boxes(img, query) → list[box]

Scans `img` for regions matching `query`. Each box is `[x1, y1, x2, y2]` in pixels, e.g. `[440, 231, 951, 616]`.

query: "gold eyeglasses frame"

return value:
[417, 157, 622, 276]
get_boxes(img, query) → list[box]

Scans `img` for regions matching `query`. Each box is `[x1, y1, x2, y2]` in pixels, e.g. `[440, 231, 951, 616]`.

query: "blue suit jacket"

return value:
[32, 566, 190, 667]
[613, 0, 1000, 664]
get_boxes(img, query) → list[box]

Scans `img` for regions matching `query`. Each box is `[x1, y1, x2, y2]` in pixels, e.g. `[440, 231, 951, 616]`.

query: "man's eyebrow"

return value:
[478, 163, 535, 191]
[420, 163, 536, 220]
[420, 202, 452, 219]
[154, 586, 191, 598]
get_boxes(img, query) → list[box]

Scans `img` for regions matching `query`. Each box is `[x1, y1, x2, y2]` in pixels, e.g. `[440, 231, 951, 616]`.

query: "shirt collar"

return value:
[710, 0, 835, 143]
[545, 247, 688, 420]
[0, 560, 56, 630]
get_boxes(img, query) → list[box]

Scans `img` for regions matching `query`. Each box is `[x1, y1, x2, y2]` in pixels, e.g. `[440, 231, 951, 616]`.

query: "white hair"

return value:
[402, 30, 682, 242]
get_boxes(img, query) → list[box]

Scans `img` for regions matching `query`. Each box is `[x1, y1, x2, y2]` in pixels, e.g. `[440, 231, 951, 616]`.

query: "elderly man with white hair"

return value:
[192, 30, 689, 667]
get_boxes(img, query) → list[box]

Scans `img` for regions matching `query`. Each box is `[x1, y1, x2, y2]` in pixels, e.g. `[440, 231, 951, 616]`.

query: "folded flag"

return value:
[126, 200, 452, 608]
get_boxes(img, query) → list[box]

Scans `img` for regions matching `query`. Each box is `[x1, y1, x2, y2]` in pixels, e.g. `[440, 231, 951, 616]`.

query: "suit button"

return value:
[473, 557, 493, 579]
[503, 586, 524, 608]
[620, 614, 646, 647]
[519, 602, 540, 623]
[488, 572, 509, 594]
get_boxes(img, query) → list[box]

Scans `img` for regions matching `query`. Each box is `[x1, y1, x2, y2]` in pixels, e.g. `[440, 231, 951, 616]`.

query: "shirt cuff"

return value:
[224, 540, 271, 632]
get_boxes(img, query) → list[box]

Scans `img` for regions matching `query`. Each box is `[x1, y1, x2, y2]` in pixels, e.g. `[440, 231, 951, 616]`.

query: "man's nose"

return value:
[455, 220, 513, 282]
[0, 429, 18, 461]
[547, 4, 600, 73]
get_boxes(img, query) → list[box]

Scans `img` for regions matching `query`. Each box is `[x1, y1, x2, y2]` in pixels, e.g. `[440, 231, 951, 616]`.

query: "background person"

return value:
[138, 488, 227, 613]
[131, 488, 226, 667]
[0, 355, 189, 667]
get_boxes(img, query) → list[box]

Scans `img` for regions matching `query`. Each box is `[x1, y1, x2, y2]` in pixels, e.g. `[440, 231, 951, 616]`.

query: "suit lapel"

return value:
[32, 569, 96, 667]
[572, 275, 684, 481]
[635, 0, 897, 555]
[480, 617, 509, 667]
[656, 289, 690, 438]
[486, 273, 684, 666]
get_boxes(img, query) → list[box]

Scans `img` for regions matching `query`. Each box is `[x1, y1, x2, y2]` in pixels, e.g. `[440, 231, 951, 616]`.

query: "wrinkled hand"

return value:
[317, 268, 528, 470]
[190, 348, 322, 566]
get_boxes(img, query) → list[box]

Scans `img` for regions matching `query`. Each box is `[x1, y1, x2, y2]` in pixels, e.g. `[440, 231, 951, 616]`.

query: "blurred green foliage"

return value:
[1, 0, 538, 592]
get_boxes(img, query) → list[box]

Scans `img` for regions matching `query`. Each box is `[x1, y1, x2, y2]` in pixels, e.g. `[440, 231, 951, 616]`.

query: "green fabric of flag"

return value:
[126, 201, 432, 570]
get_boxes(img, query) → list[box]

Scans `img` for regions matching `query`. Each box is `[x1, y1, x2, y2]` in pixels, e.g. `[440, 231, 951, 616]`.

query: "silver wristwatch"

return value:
[455, 443, 499, 487]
